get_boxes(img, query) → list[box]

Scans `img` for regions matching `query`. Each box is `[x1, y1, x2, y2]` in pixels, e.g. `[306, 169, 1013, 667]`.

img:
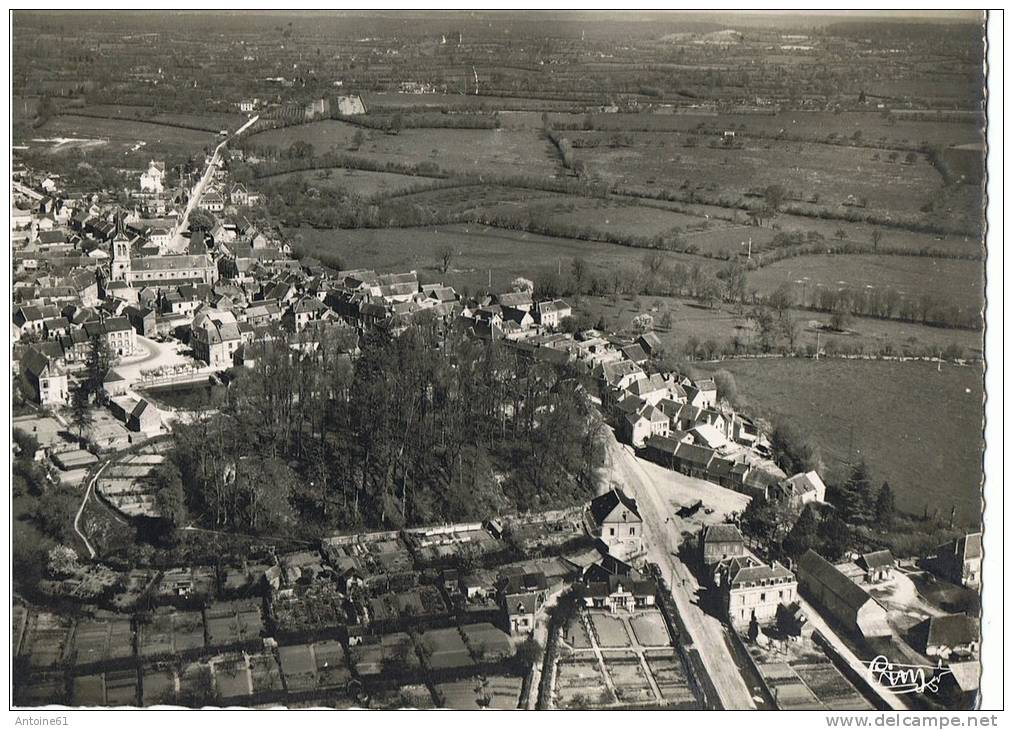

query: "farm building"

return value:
[797, 550, 890, 638]
[778, 470, 827, 506]
[910, 614, 979, 661]
[929, 532, 982, 590]
[856, 550, 895, 584]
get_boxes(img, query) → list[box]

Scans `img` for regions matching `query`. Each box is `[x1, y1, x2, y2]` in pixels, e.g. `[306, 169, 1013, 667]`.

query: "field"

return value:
[261, 167, 442, 198]
[577, 295, 984, 359]
[69, 615, 134, 666]
[248, 121, 559, 178]
[286, 223, 710, 294]
[29, 114, 218, 154]
[570, 133, 945, 219]
[747, 254, 985, 320]
[694, 358, 984, 524]
[590, 612, 632, 648]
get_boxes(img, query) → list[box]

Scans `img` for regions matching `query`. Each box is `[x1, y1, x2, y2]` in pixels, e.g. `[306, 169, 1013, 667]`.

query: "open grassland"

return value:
[570, 133, 945, 219]
[576, 296, 983, 358]
[694, 358, 984, 525]
[546, 110, 984, 149]
[261, 166, 444, 198]
[249, 121, 559, 177]
[30, 114, 217, 156]
[748, 254, 985, 319]
[72, 105, 246, 131]
[286, 223, 712, 293]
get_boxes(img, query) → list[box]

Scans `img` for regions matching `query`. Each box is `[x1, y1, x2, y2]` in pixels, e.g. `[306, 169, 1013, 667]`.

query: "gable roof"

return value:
[701, 523, 744, 545]
[798, 549, 876, 613]
[857, 550, 895, 572]
[918, 614, 979, 649]
[589, 488, 641, 525]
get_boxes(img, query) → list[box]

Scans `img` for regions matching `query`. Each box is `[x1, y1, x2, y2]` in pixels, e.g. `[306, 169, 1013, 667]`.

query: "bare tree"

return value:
[437, 245, 454, 274]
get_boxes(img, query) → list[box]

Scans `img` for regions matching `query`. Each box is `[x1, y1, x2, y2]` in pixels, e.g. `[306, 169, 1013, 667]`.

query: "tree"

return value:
[768, 283, 794, 320]
[351, 129, 366, 150]
[153, 461, 187, 532]
[875, 481, 896, 526]
[780, 317, 801, 352]
[570, 257, 588, 293]
[437, 245, 454, 274]
[511, 276, 534, 293]
[69, 382, 94, 441]
[712, 369, 738, 406]
[84, 333, 111, 399]
[188, 207, 215, 232]
[769, 421, 823, 476]
[818, 515, 852, 560]
[763, 184, 786, 212]
[783, 504, 820, 557]
[871, 229, 883, 252]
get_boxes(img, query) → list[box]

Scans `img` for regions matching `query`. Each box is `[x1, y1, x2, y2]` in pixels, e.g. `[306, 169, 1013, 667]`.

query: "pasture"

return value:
[261, 166, 443, 198]
[747, 254, 985, 320]
[249, 121, 559, 178]
[285, 223, 710, 294]
[694, 358, 984, 525]
[570, 132, 945, 219]
[32, 114, 218, 154]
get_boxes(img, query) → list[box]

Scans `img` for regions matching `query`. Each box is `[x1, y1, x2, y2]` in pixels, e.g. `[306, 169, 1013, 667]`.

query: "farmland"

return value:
[261, 167, 443, 198]
[693, 358, 985, 525]
[285, 223, 714, 293]
[30, 114, 218, 155]
[747, 254, 985, 320]
[248, 121, 560, 178]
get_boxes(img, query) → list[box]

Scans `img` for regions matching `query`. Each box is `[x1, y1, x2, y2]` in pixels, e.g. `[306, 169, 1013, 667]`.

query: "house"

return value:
[199, 192, 225, 212]
[625, 372, 676, 406]
[716, 556, 797, 629]
[103, 369, 130, 399]
[127, 398, 162, 433]
[22, 348, 69, 406]
[856, 550, 895, 584]
[779, 470, 827, 506]
[502, 570, 548, 635]
[493, 290, 532, 312]
[910, 615, 980, 660]
[582, 557, 656, 613]
[642, 432, 694, 470]
[636, 331, 664, 357]
[621, 343, 649, 365]
[699, 523, 747, 566]
[797, 550, 891, 638]
[83, 317, 136, 358]
[690, 423, 728, 451]
[230, 183, 250, 206]
[587, 488, 644, 560]
[600, 360, 645, 393]
[140, 161, 166, 194]
[191, 309, 243, 368]
[122, 305, 157, 338]
[282, 295, 328, 332]
[685, 379, 717, 409]
[623, 403, 669, 448]
[929, 533, 982, 590]
[536, 299, 572, 329]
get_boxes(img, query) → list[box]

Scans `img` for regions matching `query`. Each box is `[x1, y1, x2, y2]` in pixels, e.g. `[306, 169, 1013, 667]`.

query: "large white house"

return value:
[140, 160, 166, 194]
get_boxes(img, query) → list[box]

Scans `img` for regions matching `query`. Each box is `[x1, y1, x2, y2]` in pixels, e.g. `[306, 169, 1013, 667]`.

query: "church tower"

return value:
[111, 222, 132, 283]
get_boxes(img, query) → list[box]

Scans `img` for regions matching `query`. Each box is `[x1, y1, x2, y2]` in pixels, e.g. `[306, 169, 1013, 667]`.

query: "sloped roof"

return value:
[798, 549, 876, 613]
[589, 488, 641, 525]
[920, 614, 979, 649]
[701, 523, 744, 545]
[858, 550, 895, 571]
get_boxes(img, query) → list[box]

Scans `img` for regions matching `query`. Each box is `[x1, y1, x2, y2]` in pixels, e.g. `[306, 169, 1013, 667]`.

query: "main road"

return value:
[604, 431, 758, 710]
[167, 114, 259, 252]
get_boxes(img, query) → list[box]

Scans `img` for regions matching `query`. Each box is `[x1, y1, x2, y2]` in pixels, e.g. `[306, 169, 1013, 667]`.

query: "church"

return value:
[110, 231, 217, 289]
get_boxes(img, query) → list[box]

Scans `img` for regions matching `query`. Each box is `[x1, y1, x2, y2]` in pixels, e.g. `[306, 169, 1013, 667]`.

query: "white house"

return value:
[140, 161, 166, 194]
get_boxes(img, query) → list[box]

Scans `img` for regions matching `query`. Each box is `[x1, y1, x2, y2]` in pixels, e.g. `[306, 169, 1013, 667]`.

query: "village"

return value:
[11, 126, 983, 711]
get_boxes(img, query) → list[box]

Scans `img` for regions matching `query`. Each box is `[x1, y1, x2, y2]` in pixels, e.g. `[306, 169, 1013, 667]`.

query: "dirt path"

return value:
[74, 462, 108, 559]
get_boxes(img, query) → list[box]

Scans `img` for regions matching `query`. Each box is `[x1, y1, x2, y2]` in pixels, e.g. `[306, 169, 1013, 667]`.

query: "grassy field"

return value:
[693, 358, 984, 526]
[260, 167, 444, 198]
[575, 295, 983, 358]
[28, 114, 218, 157]
[286, 223, 711, 293]
[570, 133, 945, 219]
[747, 254, 985, 319]
[248, 121, 559, 178]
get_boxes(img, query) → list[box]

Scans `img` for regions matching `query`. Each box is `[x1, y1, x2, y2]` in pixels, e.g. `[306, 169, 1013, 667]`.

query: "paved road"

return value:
[604, 433, 757, 710]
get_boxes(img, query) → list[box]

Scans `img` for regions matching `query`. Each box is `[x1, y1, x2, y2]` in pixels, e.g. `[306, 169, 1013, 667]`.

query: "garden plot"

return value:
[249, 652, 284, 695]
[20, 611, 74, 669]
[602, 650, 656, 704]
[141, 665, 178, 706]
[419, 627, 475, 671]
[791, 660, 872, 710]
[16, 675, 67, 706]
[69, 614, 135, 666]
[269, 583, 347, 637]
[404, 523, 504, 566]
[211, 655, 253, 700]
[645, 649, 698, 707]
[554, 654, 610, 708]
[504, 509, 585, 553]
[349, 632, 419, 676]
[278, 640, 351, 692]
[759, 661, 823, 710]
[460, 622, 514, 661]
[562, 615, 594, 649]
[96, 455, 162, 519]
[136, 609, 205, 658]
[438, 675, 523, 709]
[205, 599, 265, 648]
[590, 612, 633, 648]
[438, 678, 486, 709]
[630, 609, 671, 647]
[73, 670, 139, 706]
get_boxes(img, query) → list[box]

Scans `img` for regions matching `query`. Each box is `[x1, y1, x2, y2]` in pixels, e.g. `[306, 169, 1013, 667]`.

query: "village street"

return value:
[602, 431, 757, 710]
